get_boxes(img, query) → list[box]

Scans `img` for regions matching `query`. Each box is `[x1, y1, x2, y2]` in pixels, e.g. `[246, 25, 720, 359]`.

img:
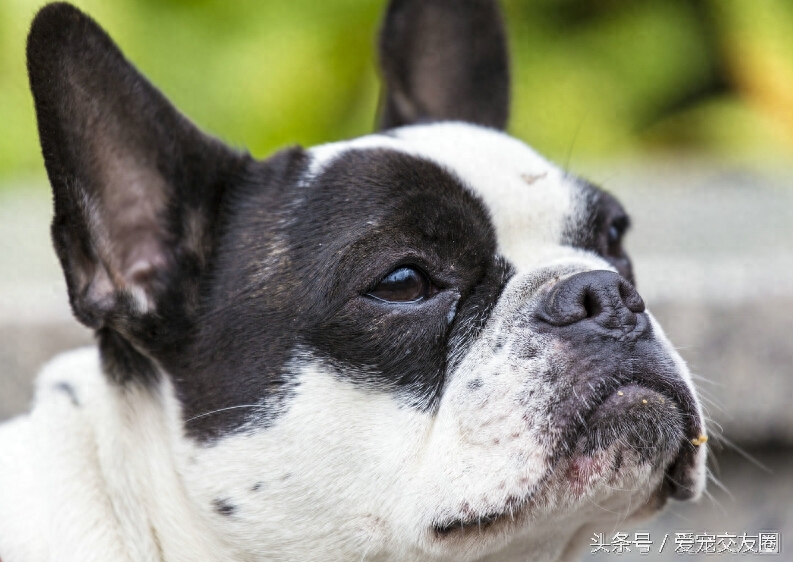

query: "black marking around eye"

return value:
[563, 178, 635, 284]
[173, 148, 506, 442]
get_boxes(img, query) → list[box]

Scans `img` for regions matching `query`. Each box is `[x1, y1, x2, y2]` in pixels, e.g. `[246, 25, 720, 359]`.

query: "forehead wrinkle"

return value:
[306, 123, 579, 272]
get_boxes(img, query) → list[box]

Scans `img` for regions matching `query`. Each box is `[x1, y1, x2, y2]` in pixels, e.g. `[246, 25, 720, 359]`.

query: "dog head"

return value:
[28, 1, 706, 560]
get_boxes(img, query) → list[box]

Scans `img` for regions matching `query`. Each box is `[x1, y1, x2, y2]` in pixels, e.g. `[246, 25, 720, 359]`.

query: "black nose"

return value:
[535, 270, 645, 333]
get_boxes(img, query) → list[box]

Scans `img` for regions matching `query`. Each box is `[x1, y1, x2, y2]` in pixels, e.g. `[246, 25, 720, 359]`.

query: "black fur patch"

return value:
[178, 149, 507, 440]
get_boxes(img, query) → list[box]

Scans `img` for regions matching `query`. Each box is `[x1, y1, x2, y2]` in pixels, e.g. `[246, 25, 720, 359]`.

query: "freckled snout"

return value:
[523, 268, 706, 501]
[535, 270, 646, 336]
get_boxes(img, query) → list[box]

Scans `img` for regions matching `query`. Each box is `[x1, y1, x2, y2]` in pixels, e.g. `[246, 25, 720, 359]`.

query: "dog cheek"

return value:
[427, 340, 555, 496]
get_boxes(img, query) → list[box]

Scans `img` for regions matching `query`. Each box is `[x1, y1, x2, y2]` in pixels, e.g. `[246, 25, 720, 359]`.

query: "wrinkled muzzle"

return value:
[420, 263, 706, 547]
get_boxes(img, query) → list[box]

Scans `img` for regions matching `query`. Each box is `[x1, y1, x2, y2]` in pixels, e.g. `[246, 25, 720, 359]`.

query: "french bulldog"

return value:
[0, 1, 708, 561]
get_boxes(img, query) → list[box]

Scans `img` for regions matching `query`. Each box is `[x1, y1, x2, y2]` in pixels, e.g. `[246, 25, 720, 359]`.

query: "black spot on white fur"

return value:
[52, 381, 79, 407]
[467, 378, 483, 391]
[213, 498, 236, 517]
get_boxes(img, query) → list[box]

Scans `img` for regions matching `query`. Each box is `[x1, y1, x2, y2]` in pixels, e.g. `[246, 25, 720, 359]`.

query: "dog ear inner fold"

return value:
[27, 2, 246, 330]
[378, 0, 510, 130]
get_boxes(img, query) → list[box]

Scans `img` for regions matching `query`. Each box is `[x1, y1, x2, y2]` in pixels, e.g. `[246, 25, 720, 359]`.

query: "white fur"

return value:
[0, 349, 233, 561]
[0, 342, 691, 562]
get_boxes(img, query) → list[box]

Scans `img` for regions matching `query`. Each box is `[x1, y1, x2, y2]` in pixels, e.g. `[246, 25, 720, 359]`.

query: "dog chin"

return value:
[426, 386, 694, 559]
[423, 451, 673, 562]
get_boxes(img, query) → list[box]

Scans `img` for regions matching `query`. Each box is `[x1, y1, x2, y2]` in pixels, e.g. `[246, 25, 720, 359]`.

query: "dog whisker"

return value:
[705, 469, 732, 500]
[700, 486, 727, 515]
[586, 495, 623, 517]
[702, 416, 724, 435]
[185, 404, 270, 423]
[689, 372, 722, 387]
[710, 434, 772, 474]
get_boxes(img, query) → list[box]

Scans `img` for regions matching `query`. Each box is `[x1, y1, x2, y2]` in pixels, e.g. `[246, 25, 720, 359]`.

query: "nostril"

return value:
[535, 270, 646, 332]
[581, 290, 600, 319]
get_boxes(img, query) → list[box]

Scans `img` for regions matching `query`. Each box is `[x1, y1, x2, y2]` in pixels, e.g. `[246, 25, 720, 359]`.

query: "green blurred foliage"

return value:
[1, 0, 792, 183]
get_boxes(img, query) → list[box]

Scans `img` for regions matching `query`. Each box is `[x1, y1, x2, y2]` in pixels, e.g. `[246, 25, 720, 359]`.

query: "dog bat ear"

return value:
[27, 2, 246, 330]
[377, 0, 510, 131]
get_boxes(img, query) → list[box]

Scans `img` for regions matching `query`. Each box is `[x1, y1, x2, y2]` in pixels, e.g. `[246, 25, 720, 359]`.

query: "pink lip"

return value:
[565, 453, 611, 497]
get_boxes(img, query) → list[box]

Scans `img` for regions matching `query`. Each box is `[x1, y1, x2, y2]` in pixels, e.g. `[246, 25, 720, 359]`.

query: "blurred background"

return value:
[0, 0, 792, 559]
[1, 0, 793, 177]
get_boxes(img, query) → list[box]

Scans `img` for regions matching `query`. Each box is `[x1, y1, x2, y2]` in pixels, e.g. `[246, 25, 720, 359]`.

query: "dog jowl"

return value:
[0, 1, 707, 561]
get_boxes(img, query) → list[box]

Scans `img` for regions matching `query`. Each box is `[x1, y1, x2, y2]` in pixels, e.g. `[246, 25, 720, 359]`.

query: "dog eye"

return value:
[607, 225, 621, 245]
[367, 266, 435, 302]
[606, 216, 629, 248]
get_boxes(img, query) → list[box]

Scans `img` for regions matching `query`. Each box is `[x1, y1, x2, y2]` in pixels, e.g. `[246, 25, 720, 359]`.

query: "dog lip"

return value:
[663, 442, 702, 500]
[580, 372, 702, 443]
[431, 377, 702, 540]
[432, 511, 505, 537]
[574, 382, 702, 500]
[431, 495, 528, 539]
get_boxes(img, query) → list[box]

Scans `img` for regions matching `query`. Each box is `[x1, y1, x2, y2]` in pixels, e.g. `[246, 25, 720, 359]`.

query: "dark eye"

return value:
[607, 224, 621, 245]
[606, 216, 629, 249]
[367, 266, 436, 303]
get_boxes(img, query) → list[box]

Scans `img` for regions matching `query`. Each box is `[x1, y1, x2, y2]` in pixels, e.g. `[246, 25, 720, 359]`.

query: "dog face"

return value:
[27, 2, 706, 561]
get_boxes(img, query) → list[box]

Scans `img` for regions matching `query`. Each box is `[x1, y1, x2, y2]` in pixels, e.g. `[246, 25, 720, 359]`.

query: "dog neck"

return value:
[0, 347, 237, 561]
